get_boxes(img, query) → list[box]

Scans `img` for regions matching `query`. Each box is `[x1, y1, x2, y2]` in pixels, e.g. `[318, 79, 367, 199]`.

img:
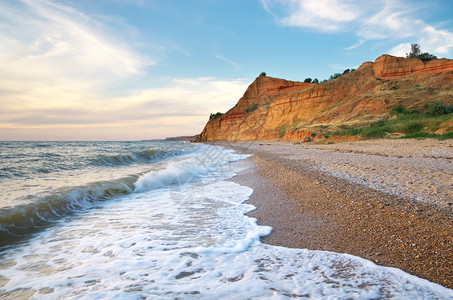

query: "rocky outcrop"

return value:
[281, 130, 323, 141]
[372, 55, 453, 78]
[197, 55, 453, 142]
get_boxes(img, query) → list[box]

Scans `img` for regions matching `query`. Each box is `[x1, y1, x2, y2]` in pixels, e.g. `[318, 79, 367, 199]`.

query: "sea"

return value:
[0, 141, 452, 299]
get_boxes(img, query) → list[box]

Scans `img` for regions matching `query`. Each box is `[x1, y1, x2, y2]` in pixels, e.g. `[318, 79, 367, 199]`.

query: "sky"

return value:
[1, 0, 453, 141]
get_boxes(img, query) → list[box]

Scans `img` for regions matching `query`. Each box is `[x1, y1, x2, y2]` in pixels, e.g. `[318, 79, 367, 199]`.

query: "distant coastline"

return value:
[164, 135, 199, 142]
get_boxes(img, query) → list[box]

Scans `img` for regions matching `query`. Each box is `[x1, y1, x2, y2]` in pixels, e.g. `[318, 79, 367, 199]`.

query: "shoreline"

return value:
[225, 139, 453, 289]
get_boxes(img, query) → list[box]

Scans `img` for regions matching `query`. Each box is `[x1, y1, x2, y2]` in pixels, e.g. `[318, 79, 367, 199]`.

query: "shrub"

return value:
[304, 78, 312, 83]
[259, 72, 267, 77]
[417, 52, 438, 62]
[406, 109, 421, 115]
[390, 105, 420, 117]
[245, 103, 258, 113]
[312, 78, 319, 84]
[329, 73, 342, 80]
[425, 102, 453, 117]
[406, 43, 437, 62]
[209, 112, 224, 120]
[372, 120, 386, 127]
[391, 105, 404, 115]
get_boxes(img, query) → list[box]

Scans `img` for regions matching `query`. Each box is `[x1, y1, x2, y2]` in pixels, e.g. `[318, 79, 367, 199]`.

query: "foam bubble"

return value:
[134, 159, 208, 192]
[0, 145, 451, 299]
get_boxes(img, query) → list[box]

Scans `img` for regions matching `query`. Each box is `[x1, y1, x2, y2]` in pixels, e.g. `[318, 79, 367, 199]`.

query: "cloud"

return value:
[0, 76, 248, 140]
[388, 43, 412, 57]
[214, 53, 241, 70]
[261, 0, 453, 56]
[420, 26, 453, 54]
[261, 0, 360, 32]
[0, 0, 160, 140]
[0, 0, 152, 97]
[345, 39, 365, 50]
[0, 1, 250, 140]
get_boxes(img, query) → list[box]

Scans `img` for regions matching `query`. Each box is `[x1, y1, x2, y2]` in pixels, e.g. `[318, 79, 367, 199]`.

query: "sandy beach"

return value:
[224, 139, 453, 289]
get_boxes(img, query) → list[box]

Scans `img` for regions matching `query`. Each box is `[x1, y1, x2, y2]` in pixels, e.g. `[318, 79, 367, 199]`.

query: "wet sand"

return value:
[224, 139, 453, 289]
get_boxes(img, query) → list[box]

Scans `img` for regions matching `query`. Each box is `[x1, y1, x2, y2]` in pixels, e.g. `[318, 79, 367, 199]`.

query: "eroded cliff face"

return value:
[197, 55, 453, 142]
[373, 55, 453, 78]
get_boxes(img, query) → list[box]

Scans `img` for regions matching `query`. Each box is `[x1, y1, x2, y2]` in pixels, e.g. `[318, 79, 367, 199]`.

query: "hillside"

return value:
[196, 55, 453, 142]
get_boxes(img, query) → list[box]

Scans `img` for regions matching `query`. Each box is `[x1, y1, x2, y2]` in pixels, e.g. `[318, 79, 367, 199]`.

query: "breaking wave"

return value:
[90, 148, 187, 167]
[0, 175, 138, 247]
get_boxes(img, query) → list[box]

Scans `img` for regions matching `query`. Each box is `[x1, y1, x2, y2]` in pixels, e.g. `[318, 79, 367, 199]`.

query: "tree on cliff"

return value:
[329, 73, 342, 80]
[259, 72, 267, 77]
[406, 43, 437, 61]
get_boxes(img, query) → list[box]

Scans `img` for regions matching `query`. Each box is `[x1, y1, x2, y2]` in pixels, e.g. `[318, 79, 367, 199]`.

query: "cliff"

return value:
[197, 55, 453, 142]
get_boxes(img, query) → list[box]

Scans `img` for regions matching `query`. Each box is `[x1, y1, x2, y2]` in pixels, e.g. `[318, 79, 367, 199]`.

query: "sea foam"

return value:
[0, 144, 451, 299]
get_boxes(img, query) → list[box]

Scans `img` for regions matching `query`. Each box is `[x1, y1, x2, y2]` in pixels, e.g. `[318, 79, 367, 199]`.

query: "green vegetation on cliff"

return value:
[406, 43, 438, 62]
[332, 102, 453, 140]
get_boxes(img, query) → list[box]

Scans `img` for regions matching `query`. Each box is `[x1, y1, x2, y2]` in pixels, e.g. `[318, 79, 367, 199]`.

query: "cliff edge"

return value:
[197, 55, 453, 142]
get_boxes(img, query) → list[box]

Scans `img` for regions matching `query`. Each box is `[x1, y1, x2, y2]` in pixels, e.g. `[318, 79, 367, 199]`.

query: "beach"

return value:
[226, 139, 453, 289]
[1, 141, 452, 298]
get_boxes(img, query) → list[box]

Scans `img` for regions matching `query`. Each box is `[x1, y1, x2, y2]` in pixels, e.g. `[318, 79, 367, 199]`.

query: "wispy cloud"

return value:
[345, 39, 365, 50]
[261, 0, 361, 32]
[261, 0, 453, 56]
[214, 53, 241, 70]
[0, 1, 250, 140]
[0, 0, 156, 129]
[0, 0, 151, 80]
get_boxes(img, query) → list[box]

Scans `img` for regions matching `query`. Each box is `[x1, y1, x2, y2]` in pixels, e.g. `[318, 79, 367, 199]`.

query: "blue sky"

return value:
[1, 0, 453, 140]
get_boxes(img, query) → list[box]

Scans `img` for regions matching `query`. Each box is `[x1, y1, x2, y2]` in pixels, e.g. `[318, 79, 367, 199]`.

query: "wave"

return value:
[134, 159, 209, 192]
[90, 148, 187, 167]
[0, 145, 248, 249]
[0, 155, 205, 248]
[0, 175, 138, 247]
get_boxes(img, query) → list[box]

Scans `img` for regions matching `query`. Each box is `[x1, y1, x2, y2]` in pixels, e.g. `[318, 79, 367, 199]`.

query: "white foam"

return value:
[134, 144, 250, 192]
[133, 159, 208, 192]
[0, 145, 451, 299]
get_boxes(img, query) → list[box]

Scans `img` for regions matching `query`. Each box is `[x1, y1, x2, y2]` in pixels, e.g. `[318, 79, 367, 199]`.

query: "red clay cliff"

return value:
[197, 55, 453, 142]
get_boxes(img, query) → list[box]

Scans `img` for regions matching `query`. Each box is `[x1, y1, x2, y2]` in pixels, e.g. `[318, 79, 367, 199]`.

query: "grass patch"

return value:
[399, 131, 453, 140]
[401, 122, 423, 134]
[334, 127, 386, 138]
[277, 125, 289, 138]
[439, 132, 453, 139]
[362, 127, 387, 138]
[333, 128, 363, 136]
[399, 132, 436, 139]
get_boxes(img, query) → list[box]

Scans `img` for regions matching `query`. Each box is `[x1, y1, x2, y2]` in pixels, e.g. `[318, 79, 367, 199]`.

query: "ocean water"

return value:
[0, 141, 452, 299]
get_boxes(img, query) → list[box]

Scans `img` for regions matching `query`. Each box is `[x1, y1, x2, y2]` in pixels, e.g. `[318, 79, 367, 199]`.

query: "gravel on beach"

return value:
[225, 139, 453, 289]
